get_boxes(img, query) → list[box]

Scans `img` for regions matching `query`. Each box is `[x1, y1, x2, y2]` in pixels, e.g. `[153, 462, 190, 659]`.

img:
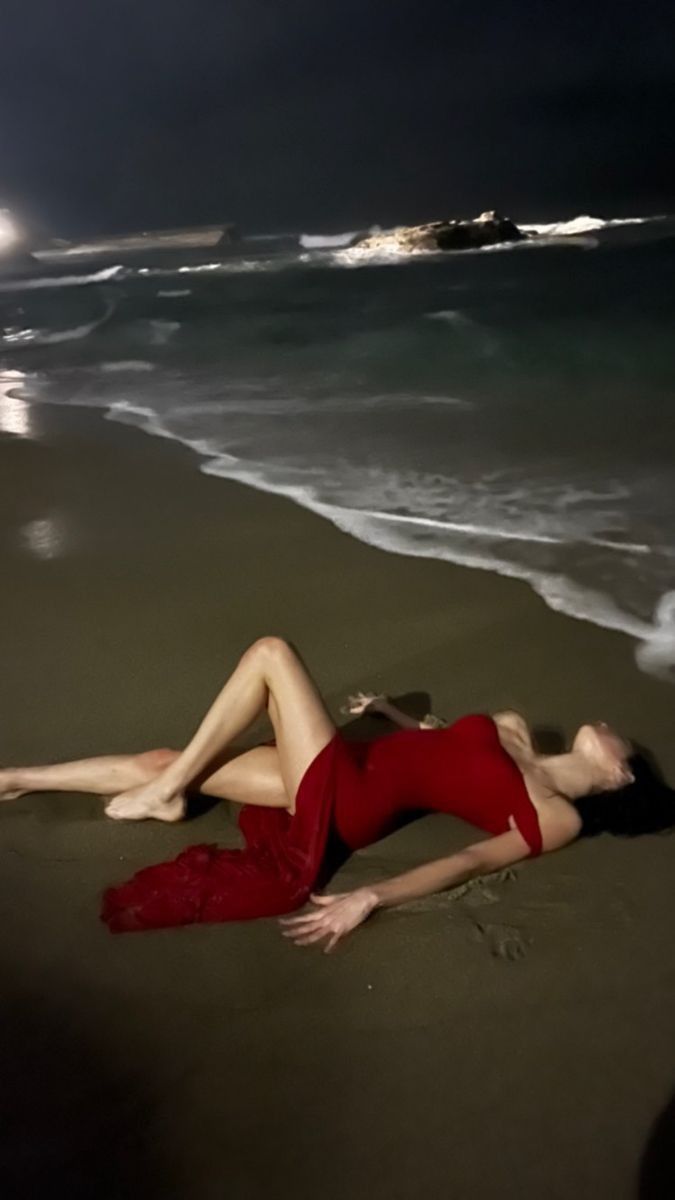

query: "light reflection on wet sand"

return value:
[0, 369, 36, 439]
[19, 514, 69, 560]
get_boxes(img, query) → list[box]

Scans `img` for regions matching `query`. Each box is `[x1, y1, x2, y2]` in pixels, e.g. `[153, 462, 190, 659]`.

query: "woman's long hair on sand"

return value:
[576, 747, 675, 838]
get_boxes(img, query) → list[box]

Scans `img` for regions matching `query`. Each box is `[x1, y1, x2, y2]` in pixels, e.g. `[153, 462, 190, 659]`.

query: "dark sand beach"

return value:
[2, 403, 674, 1199]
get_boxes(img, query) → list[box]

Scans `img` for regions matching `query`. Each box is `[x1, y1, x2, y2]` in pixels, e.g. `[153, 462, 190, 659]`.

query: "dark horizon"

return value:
[3, 0, 675, 238]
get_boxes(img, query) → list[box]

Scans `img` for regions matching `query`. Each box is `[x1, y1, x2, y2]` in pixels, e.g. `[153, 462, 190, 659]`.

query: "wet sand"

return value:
[1, 401, 674, 1199]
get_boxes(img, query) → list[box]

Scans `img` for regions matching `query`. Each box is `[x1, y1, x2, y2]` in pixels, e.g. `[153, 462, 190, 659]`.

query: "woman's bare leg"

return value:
[1, 745, 291, 810]
[0, 750, 177, 802]
[104, 636, 336, 822]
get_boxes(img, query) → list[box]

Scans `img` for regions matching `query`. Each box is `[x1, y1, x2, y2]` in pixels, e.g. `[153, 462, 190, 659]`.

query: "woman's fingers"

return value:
[282, 913, 334, 943]
[279, 897, 340, 926]
[340, 691, 383, 716]
[279, 913, 325, 931]
[279, 889, 371, 951]
[281, 918, 351, 951]
[279, 908, 345, 945]
[291, 928, 334, 947]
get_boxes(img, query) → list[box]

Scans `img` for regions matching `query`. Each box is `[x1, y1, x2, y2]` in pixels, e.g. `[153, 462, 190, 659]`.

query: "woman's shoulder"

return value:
[491, 709, 534, 748]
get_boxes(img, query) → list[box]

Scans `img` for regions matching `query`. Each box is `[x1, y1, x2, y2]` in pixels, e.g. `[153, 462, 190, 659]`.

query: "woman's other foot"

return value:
[0, 770, 28, 801]
[104, 782, 187, 822]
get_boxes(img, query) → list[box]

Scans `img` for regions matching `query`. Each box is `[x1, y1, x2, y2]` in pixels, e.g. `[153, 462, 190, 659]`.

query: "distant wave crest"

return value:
[520, 212, 666, 236]
[0, 265, 124, 293]
[0, 300, 115, 348]
[136, 260, 279, 280]
[99, 360, 156, 373]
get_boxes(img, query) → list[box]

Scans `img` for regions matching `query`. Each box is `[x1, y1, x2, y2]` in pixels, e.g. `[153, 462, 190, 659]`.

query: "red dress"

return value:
[101, 714, 542, 933]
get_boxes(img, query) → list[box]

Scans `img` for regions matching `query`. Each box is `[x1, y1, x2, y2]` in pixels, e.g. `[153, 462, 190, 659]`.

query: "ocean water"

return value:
[1, 213, 674, 680]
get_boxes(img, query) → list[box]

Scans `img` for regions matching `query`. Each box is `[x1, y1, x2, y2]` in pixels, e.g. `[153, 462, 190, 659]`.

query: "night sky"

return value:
[2, 0, 674, 236]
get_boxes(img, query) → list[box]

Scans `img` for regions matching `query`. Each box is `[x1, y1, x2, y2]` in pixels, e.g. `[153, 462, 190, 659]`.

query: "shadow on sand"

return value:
[0, 982, 180, 1200]
[638, 1089, 675, 1199]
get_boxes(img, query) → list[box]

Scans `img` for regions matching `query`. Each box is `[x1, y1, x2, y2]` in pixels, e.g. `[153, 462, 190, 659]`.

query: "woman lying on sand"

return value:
[1, 636, 672, 945]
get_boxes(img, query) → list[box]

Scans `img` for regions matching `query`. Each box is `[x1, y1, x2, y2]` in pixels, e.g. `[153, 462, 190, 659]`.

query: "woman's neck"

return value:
[535, 751, 599, 801]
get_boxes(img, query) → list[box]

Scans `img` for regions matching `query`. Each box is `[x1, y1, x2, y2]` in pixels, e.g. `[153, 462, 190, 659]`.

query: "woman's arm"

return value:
[371, 803, 581, 909]
[281, 794, 581, 951]
[369, 828, 529, 908]
[342, 692, 445, 731]
[279, 829, 533, 952]
[377, 698, 430, 730]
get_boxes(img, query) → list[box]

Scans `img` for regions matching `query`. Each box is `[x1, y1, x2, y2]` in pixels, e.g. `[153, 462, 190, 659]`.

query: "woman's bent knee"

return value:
[137, 748, 180, 771]
[247, 635, 294, 665]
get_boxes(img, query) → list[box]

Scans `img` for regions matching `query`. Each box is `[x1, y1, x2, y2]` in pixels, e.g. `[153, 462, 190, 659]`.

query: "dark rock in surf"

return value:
[350, 210, 529, 256]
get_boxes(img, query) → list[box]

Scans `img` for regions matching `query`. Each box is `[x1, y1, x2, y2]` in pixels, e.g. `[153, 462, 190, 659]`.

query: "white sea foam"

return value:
[202, 467, 675, 682]
[333, 241, 437, 267]
[0, 265, 124, 293]
[4, 377, 668, 679]
[519, 212, 665, 236]
[426, 309, 471, 323]
[84, 397, 675, 683]
[99, 360, 156, 373]
[164, 391, 472, 418]
[138, 318, 180, 345]
[354, 507, 650, 553]
[424, 309, 500, 356]
[635, 592, 675, 680]
[156, 289, 192, 297]
[136, 259, 278, 280]
[0, 301, 114, 348]
[176, 259, 274, 275]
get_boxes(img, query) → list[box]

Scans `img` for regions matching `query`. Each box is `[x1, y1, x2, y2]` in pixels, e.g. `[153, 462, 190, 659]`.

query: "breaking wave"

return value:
[0, 265, 124, 293]
[99, 360, 156, 373]
[136, 259, 278, 279]
[95, 398, 675, 683]
[2, 207, 673, 683]
[519, 212, 666, 236]
[0, 301, 115, 349]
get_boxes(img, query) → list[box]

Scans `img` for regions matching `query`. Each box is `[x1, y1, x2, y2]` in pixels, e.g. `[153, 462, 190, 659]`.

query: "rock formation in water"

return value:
[351, 210, 529, 255]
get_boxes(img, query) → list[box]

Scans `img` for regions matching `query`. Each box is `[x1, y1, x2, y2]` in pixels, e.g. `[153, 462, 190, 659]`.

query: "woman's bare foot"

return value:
[104, 781, 187, 823]
[0, 770, 28, 801]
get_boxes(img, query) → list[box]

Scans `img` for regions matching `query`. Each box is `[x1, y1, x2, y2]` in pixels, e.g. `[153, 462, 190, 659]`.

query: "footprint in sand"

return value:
[473, 921, 531, 962]
[461, 882, 500, 907]
[398, 868, 519, 916]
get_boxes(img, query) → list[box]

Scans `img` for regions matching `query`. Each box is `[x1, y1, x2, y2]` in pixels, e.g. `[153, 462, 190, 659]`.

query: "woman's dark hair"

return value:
[576, 748, 675, 838]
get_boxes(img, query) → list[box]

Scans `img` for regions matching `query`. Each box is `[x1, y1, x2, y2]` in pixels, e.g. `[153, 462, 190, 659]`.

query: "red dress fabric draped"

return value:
[101, 714, 542, 933]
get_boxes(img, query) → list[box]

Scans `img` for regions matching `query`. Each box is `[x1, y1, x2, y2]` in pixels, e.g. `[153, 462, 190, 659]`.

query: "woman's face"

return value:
[572, 721, 634, 789]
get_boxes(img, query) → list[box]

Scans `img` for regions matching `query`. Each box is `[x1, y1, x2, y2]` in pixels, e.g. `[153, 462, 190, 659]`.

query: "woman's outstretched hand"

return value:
[279, 887, 379, 953]
[340, 691, 388, 717]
